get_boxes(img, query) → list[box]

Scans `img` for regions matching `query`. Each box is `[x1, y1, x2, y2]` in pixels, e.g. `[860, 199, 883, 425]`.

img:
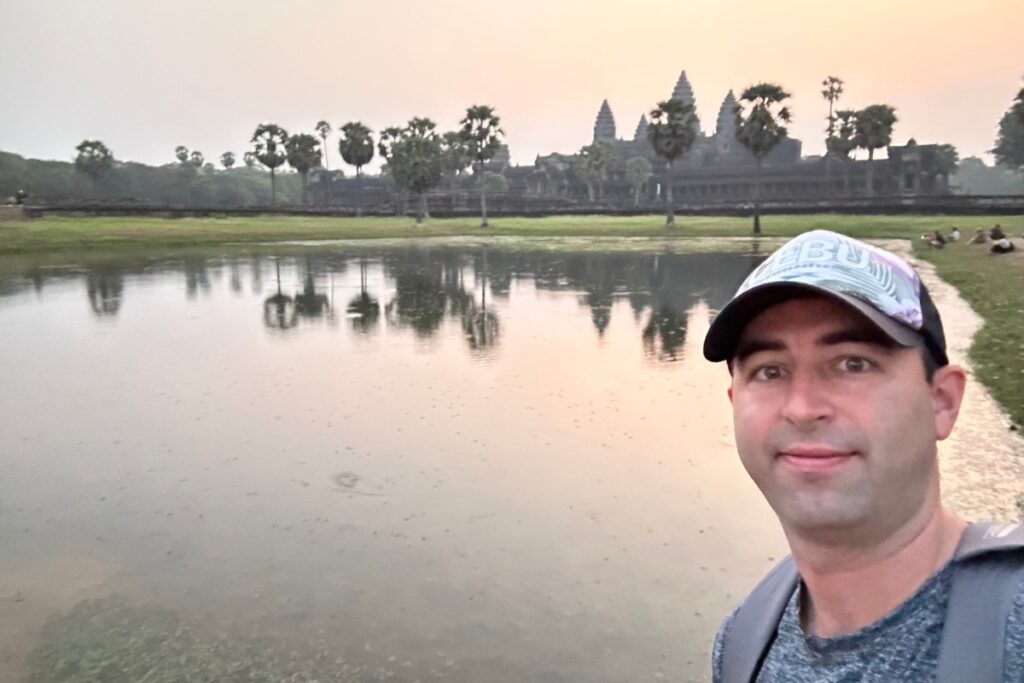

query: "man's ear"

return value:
[931, 364, 966, 440]
[727, 386, 734, 404]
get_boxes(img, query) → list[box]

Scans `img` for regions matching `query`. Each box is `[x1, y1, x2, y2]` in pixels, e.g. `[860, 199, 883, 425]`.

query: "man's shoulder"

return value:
[1002, 573, 1024, 677]
[711, 605, 740, 683]
[711, 548, 1024, 682]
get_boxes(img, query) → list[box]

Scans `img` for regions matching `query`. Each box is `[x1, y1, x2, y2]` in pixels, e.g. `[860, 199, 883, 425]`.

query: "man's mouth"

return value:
[777, 447, 858, 472]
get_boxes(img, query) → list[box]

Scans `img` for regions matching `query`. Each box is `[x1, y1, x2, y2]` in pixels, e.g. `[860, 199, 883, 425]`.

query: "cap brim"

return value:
[702, 282, 923, 362]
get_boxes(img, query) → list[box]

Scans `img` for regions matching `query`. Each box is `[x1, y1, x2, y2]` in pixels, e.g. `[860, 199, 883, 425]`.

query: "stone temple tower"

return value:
[593, 99, 616, 142]
[633, 114, 648, 142]
[670, 71, 696, 108]
[715, 90, 739, 155]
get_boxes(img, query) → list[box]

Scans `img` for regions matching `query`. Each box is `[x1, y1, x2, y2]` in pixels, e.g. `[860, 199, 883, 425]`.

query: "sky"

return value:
[1, 0, 1021, 172]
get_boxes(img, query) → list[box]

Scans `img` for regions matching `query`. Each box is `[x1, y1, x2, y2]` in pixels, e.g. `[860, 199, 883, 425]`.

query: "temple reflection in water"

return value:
[0, 243, 763, 363]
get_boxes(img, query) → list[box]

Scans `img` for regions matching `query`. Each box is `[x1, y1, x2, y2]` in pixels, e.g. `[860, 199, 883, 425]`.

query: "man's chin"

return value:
[770, 495, 871, 538]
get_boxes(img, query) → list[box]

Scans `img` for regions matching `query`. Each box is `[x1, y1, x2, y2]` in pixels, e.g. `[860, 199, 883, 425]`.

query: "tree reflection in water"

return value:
[263, 258, 296, 332]
[7, 246, 762, 363]
[385, 266, 448, 338]
[294, 258, 330, 321]
[642, 304, 689, 362]
[86, 268, 125, 317]
[183, 258, 211, 300]
[346, 259, 380, 334]
[462, 251, 500, 354]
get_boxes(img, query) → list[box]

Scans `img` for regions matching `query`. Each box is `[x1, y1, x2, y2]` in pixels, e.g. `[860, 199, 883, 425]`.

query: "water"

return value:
[0, 239, 788, 683]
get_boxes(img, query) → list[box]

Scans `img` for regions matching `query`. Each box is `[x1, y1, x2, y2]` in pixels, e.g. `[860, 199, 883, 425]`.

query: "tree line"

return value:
[73, 105, 505, 227]
[54, 76, 1024, 233]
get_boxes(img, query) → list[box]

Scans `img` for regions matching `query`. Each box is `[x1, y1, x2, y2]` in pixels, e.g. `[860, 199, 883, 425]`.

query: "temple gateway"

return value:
[320, 70, 956, 212]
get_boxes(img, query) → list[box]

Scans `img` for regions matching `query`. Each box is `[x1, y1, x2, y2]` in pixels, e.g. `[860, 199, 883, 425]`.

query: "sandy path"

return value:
[883, 240, 1024, 521]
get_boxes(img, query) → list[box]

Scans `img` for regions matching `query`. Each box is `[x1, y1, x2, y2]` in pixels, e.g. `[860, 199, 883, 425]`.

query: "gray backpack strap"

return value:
[721, 556, 799, 683]
[936, 522, 1024, 683]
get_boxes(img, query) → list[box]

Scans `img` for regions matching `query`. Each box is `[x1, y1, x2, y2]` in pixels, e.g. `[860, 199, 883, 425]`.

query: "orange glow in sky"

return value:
[1, 0, 1021, 168]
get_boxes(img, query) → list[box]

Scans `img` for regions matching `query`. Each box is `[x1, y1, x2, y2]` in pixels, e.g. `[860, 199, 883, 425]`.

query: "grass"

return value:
[1, 212, 1022, 427]
[2, 213, 1023, 254]
[913, 241, 1024, 430]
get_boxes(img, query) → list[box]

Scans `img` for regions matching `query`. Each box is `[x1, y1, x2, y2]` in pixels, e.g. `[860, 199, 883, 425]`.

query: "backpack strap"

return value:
[721, 523, 1024, 683]
[720, 556, 799, 683]
[936, 522, 1024, 683]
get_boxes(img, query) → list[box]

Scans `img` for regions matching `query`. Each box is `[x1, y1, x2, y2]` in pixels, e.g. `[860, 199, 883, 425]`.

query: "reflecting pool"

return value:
[0, 238, 788, 682]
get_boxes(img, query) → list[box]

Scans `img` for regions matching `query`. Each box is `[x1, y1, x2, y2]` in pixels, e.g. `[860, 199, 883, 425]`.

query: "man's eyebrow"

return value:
[734, 339, 784, 363]
[818, 328, 898, 349]
[733, 327, 898, 364]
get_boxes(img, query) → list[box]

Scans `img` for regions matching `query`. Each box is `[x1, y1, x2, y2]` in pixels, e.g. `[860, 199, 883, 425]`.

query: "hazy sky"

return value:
[2, 0, 1021, 171]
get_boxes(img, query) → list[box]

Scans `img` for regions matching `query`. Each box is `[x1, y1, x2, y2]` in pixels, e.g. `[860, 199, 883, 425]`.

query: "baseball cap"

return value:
[702, 230, 948, 366]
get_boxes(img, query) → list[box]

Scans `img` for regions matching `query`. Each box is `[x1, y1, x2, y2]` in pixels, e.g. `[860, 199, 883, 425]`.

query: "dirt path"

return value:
[886, 240, 1024, 521]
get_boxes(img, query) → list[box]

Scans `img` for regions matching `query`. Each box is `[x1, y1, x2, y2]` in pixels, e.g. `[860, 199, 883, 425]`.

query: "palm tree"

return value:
[459, 105, 504, 227]
[251, 123, 289, 205]
[576, 141, 616, 203]
[221, 151, 236, 170]
[625, 156, 653, 207]
[993, 86, 1024, 169]
[735, 83, 792, 234]
[385, 118, 444, 226]
[829, 110, 858, 193]
[441, 131, 472, 206]
[647, 99, 699, 228]
[821, 76, 844, 183]
[854, 104, 897, 196]
[315, 120, 332, 170]
[338, 122, 375, 176]
[285, 133, 322, 205]
[243, 151, 258, 169]
[821, 76, 844, 140]
[174, 146, 201, 205]
[74, 140, 114, 197]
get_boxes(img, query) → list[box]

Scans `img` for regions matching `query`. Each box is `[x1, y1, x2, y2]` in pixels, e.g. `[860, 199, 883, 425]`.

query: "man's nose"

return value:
[780, 369, 834, 429]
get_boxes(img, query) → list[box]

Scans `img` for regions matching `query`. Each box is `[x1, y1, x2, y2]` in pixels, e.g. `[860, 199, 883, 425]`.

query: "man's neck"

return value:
[788, 506, 967, 638]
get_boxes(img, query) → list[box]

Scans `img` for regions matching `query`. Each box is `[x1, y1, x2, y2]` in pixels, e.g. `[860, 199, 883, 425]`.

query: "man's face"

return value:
[728, 296, 961, 543]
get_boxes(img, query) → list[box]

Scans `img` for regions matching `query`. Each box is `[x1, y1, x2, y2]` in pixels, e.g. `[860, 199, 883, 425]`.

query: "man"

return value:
[702, 230, 1024, 682]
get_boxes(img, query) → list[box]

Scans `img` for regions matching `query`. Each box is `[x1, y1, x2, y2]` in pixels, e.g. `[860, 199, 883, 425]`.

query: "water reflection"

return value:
[1, 244, 762, 364]
[264, 259, 297, 331]
[86, 268, 125, 317]
[294, 258, 331, 321]
[463, 254, 500, 354]
[183, 257, 212, 300]
[0, 240, 778, 683]
[347, 259, 380, 334]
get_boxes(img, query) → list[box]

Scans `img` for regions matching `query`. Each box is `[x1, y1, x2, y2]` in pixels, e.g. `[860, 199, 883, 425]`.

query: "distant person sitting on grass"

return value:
[950, 227, 960, 242]
[925, 230, 945, 249]
[991, 237, 1015, 254]
[990, 224, 1006, 241]
[968, 228, 987, 245]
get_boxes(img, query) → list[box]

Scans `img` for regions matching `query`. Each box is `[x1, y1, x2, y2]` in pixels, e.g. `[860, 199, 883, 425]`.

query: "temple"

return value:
[322, 69, 956, 212]
[593, 100, 616, 142]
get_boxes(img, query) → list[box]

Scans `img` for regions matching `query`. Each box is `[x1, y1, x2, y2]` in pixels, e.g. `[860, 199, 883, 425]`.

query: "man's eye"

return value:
[838, 356, 874, 373]
[752, 365, 784, 381]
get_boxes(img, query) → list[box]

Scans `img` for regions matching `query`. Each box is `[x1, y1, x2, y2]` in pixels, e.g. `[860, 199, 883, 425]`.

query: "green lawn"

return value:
[2, 213, 1022, 253]
[914, 242, 1024, 431]
[2, 212, 1022, 428]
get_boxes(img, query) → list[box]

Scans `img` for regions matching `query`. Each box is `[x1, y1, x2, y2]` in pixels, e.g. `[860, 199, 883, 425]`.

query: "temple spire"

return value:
[715, 90, 738, 138]
[633, 114, 648, 142]
[670, 70, 695, 107]
[593, 99, 617, 142]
